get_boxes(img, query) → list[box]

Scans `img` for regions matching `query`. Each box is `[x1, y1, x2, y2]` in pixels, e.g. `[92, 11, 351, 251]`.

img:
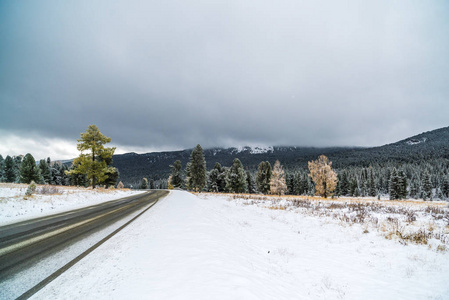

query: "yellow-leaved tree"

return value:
[308, 155, 337, 198]
[69, 125, 116, 189]
[270, 160, 287, 195]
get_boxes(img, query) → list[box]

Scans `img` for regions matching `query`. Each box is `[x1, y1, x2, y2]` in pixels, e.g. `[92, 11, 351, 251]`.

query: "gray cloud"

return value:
[1, 0, 448, 158]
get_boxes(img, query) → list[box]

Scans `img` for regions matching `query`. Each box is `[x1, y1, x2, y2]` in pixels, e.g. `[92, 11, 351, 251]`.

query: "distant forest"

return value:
[114, 127, 449, 200]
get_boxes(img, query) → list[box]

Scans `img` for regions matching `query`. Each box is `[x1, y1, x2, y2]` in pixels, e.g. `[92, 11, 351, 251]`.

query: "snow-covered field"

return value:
[0, 183, 145, 225]
[34, 191, 449, 300]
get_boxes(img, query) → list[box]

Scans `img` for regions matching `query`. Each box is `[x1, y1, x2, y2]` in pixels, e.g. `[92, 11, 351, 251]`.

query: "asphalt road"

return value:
[0, 190, 168, 298]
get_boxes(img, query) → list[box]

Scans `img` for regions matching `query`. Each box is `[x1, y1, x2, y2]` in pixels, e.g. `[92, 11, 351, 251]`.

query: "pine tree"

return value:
[207, 163, 226, 192]
[140, 178, 148, 189]
[397, 170, 407, 199]
[19, 153, 41, 184]
[169, 160, 184, 188]
[340, 171, 349, 196]
[422, 171, 432, 200]
[225, 158, 247, 193]
[102, 167, 119, 188]
[185, 162, 193, 190]
[368, 168, 376, 197]
[150, 179, 155, 189]
[349, 178, 357, 196]
[52, 163, 66, 185]
[285, 173, 294, 195]
[308, 155, 337, 198]
[256, 161, 272, 194]
[270, 160, 287, 195]
[68, 125, 116, 189]
[14, 156, 22, 181]
[187, 145, 207, 191]
[68, 162, 88, 187]
[246, 171, 256, 194]
[442, 177, 449, 199]
[389, 168, 399, 200]
[0, 154, 4, 181]
[39, 159, 52, 184]
[4, 155, 16, 182]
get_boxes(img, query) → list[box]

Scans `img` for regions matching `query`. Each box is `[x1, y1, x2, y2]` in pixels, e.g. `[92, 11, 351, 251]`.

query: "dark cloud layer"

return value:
[1, 0, 448, 159]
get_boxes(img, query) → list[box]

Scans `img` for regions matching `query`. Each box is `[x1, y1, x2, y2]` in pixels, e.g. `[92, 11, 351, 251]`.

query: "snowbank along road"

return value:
[0, 190, 168, 300]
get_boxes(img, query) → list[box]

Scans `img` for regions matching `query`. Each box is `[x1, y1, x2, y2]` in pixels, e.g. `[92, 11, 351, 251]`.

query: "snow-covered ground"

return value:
[34, 191, 449, 300]
[0, 183, 145, 226]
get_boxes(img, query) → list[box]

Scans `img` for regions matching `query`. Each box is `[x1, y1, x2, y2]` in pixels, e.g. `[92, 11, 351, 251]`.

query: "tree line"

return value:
[164, 144, 449, 201]
[0, 125, 121, 189]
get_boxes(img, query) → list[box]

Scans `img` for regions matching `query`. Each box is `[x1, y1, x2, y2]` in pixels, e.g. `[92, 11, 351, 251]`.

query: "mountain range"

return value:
[112, 126, 449, 186]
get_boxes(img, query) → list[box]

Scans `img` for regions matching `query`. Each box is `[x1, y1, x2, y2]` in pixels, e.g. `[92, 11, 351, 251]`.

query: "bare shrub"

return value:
[37, 185, 62, 195]
[405, 210, 417, 223]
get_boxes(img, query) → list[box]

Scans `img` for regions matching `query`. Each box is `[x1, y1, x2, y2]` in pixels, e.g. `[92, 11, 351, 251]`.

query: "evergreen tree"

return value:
[185, 162, 193, 190]
[19, 153, 41, 184]
[140, 178, 148, 189]
[442, 177, 449, 199]
[150, 179, 155, 189]
[422, 171, 432, 200]
[225, 158, 247, 193]
[340, 171, 349, 196]
[3, 155, 16, 182]
[397, 169, 408, 199]
[102, 167, 119, 188]
[187, 144, 207, 191]
[207, 163, 226, 192]
[389, 168, 399, 200]
[256, 161, 272, 194]
[169, 160, 184, 188]
[409, 176, 420, 199]
[68, 125, 116, 189]
[14, 156, 22, 181]
[368, 168, 376, 197]
[270, 160, 287, 195]
[335, 173, 342, 197]
[286, 173, 295, 195]
[39, 159, 52, 184]
[0, 154, 4, 181]
[349, 178, 358, 196]
[52, 163, 64, 185]
[246, 171, 256, 194]
[69, 162, 88, 187]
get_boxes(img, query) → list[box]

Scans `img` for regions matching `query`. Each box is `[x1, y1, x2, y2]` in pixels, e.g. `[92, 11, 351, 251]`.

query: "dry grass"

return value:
[198, 192, 449, 248]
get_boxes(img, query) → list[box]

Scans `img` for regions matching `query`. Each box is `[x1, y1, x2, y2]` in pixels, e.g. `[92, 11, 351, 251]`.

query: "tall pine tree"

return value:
[3, 155, 16, 182]
[256, 161, 272, 194]
[39, 159, 52, 184]
[246, 171, 256, 194]
[187, 144, 206, 192]
[170, 160, 184, 188]
[19, 153, 41, 184]
[422, 171, 432, 200]
[68, 125, 116, 189]
[225, 158, 247, 193]
[389, 168, 399, 200]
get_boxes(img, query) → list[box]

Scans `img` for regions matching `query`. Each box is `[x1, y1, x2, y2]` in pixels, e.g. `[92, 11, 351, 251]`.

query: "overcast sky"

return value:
[1, 0, 448, 160]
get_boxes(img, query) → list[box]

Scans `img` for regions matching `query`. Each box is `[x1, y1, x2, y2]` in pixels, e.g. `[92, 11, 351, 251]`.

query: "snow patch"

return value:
[406, 137, 427, 145]
[233, 146, 274, 154]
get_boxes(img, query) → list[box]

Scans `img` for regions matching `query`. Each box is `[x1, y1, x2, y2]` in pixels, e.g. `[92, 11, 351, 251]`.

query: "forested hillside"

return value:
[113, 127, 449, 197]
